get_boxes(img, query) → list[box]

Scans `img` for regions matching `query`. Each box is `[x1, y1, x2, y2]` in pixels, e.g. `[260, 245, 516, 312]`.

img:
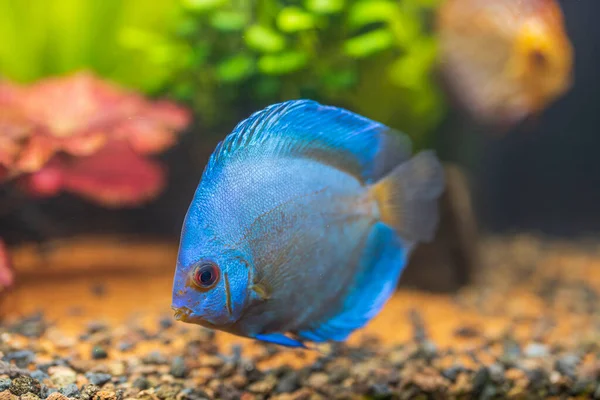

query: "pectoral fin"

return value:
[250, 283, 271, 301]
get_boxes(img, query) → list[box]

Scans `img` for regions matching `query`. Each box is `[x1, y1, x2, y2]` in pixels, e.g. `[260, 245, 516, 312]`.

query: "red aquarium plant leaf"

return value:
[0, 239, 14, 290]
[0, 108, 37, 172]
[0, 71, 191, 183]
[21, 141, 166, 207]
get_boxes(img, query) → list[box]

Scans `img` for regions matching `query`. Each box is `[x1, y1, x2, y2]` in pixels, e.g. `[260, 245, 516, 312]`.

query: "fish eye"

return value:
[192, 262, 220, 290]
[529, 48, 548, 70]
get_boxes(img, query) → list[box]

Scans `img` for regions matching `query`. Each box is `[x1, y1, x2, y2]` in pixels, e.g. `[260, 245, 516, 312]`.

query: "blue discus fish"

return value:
[171, 100, 445, 348]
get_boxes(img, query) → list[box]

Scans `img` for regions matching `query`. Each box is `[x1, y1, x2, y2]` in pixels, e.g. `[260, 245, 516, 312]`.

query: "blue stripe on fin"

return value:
[204, 100, 412, 183]
[254, 333, 307, 348]
[296, 222, 406, 343]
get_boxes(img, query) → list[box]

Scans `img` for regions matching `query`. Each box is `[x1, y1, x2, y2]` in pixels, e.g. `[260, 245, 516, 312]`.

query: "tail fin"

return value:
[370, 151, 445, 242]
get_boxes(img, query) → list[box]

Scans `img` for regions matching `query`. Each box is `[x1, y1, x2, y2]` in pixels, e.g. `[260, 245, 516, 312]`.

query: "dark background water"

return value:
[2, 0, 599, 245]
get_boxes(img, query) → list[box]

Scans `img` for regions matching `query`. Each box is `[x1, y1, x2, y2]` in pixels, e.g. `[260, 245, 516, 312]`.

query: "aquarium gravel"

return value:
[2, 235, 600, 399]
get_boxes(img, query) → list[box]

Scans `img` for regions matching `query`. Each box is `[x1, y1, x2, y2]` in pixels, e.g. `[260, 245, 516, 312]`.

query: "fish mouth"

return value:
[172, 306, 193, 322]
[171, 305, 223, 330]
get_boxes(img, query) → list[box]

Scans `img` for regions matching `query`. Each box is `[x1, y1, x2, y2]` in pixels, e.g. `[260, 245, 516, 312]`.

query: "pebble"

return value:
[488, 363, 505, 383]
[525, 368, 548, 391]
[327, 367, 350, 384]
[117, 341, 134, 352]
[59, 383, 80, 397]
[500, 337, 522, 366]
[408, 309, 427, 342]
[20, 393, 40, 400]
[442, 366, 463, 382]
[410, 367, 449, 393]
[3, 351, 35, 369]
[479, 384, 499, 399]
[555, 354, 581, 379]
[30, 370, 48, 382]
[450, 372, 473, 395]
[238, 360, 262, 382]
[453, 325, 481, 338]
[132, 377, 149, 390]
[570, 377, 595, 395]
[352, 361, 378, 381]
[387, 347, 411, 367]
[84, 372, 112, 386]
[219, 361, 236, 378]
[0, 379, 10, 391]
[276, 372, 299, 393]
[91, 346, 108, 360]
[524, 343, 550, 358]
[200, 355, 224, 368]
[286, 388, 314, 400]
[106, 361, 125, 376]
[248, 375, 277, 394]
[46, 393, 69, 400]
[594, 383, 600, 399]
[230, 344, 242, 362]
[159, 317, 173, 330]
[156, 384, 182, 399]
[68, 359, 93, 373]
[0, 390, 16, 400]
[306, 373, 329, 389]
[177, 388, 210, 400]
[12, 314, 47, 337]
[45, 328, 76, 350]
[79, 384, 99, 400]
[48, 366, 77, 387]
[368, 383, 392, 397]
[170, 356, 187, 378]
[93, 390, 117, 400]
[143, 351, 167, 365]
[9, 375, 41, 396]
[88, 332, 112, 346]
[229, 374, 248, 389]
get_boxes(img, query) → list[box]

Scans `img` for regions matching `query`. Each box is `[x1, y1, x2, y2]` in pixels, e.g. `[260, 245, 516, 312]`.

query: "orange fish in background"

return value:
[436, 0, 574, 128]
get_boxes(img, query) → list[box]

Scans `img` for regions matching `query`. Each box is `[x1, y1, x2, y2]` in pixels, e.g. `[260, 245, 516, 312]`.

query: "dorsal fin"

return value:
[203, 100, 412, 184]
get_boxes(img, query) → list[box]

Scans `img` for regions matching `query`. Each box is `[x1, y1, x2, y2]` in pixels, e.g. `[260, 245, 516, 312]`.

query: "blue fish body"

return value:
[172, 100, 445, 348]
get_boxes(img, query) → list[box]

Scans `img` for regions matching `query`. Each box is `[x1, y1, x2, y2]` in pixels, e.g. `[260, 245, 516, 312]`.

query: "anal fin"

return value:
[296, 222, 406, 343]
[254, 333, 307, 348]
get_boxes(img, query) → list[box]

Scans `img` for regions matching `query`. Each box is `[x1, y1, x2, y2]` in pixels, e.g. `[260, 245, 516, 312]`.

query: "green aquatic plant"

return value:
[152, 0, 447, 144]
[0, 0, 184, 93]
[0, 0, 446, 144]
